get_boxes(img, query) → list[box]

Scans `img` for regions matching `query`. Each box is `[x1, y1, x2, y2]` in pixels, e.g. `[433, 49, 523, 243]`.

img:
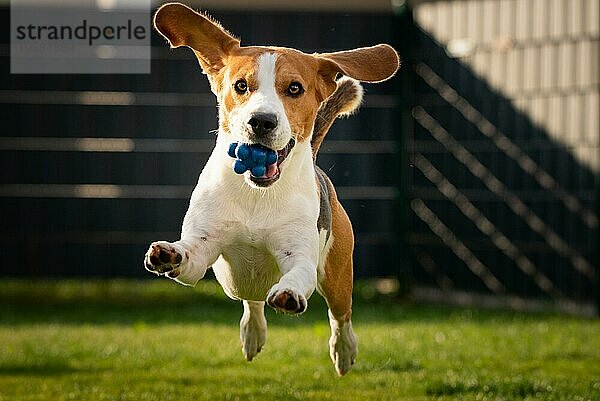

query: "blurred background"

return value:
[0, 0, 598, 316]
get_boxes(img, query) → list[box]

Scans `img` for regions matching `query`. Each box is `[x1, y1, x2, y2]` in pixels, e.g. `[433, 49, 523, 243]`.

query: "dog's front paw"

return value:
[266, 286, 307, 315]
[144, 241, 185, 278]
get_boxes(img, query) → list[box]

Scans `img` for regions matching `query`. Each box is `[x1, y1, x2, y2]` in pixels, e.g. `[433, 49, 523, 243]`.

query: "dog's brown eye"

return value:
[287, 82, 304, 97]
[234, 79, 248, 94]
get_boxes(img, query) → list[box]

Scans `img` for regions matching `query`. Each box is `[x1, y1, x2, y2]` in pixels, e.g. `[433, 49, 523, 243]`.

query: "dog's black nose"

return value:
[248, 113, 278, 136]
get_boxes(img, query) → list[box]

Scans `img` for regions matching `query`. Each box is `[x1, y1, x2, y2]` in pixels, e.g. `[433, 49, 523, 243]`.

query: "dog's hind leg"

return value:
[240, 300, 267, 361]
[322, 258, 358, 376]
[318, 199, 358, 376]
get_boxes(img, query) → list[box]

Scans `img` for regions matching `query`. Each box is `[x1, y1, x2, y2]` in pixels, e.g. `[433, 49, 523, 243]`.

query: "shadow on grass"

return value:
[425, 377, 553, 399]
[0, 279, 559, 327]
[0, 363, 91, 377]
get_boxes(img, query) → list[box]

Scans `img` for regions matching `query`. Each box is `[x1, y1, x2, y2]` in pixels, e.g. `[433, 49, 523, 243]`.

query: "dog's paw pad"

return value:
[144, 242, 183, 275]
[267, 288, 307, 315]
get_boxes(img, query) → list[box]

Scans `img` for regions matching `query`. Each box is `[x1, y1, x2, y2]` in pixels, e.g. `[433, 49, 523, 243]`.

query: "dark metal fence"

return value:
[1, 2, 597, 315]
[0, 8, 400, 279]
[398, 0, 598, 314]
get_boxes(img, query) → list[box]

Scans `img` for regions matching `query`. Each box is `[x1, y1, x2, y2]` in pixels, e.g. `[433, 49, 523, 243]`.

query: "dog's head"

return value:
[154, 3, 399, 188]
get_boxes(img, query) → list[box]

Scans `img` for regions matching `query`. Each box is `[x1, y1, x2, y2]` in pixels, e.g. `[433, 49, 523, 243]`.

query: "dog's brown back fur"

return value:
[310, 78, 363, 322]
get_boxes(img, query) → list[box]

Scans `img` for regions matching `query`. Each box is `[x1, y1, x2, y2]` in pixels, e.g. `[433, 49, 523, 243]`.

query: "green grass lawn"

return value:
[0, 279, 598, 401]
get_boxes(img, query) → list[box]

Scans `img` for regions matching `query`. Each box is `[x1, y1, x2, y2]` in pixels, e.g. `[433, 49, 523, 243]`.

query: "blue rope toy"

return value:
[228, 142, 278, 177]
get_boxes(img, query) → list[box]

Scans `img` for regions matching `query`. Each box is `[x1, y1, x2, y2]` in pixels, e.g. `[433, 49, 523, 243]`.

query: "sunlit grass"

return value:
[0, 280, 598, 401]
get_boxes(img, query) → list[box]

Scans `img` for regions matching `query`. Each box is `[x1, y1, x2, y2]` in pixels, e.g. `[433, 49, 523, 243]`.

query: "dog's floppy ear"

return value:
[154, 2, 239, 76]
[317, 44, 399, 91]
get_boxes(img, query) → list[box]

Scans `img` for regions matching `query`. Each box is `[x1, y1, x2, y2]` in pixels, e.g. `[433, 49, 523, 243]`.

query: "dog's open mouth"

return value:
[249, 138, 295, 187]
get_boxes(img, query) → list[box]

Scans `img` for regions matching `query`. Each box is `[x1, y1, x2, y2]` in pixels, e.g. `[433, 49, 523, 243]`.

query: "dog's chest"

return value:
[212, 227, 282, 301]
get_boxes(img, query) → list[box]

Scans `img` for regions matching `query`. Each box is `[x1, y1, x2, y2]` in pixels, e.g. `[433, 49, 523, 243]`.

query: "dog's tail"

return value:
[311, 77, 363, 159]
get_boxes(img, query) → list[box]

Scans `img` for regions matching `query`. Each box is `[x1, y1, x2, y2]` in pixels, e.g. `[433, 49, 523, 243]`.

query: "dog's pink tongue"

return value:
[265, 163, 278, 178]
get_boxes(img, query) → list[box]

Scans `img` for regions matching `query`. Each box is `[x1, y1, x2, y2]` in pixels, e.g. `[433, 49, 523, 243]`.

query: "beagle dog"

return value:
[144, 2, 399, 376]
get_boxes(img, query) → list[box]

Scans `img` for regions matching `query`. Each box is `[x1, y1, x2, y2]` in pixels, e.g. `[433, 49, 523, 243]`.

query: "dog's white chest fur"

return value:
[183, 137, 321, 301]
[213, 224, 332, 302]
[213, 232, 282, 301]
